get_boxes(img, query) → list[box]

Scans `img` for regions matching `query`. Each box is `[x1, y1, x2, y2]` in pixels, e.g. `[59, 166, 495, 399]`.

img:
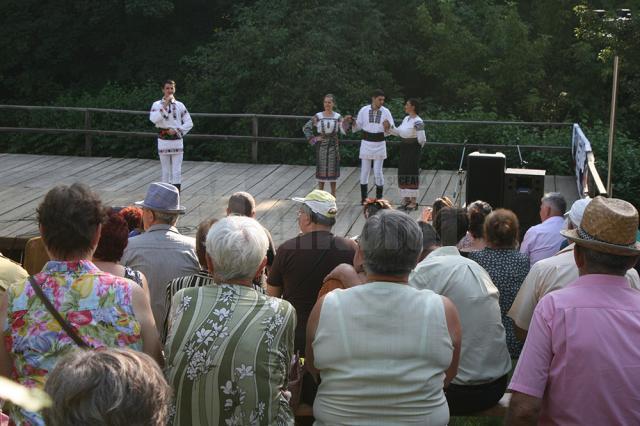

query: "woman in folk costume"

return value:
[302, 94, 345, 197]
[391, 98, 426, 211]
[149, 79, 193, 192]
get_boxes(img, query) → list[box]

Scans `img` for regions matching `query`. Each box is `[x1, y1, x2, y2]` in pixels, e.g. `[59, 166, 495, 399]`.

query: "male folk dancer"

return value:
[149, 80, 193, 192]
[347, 89, 394, 204]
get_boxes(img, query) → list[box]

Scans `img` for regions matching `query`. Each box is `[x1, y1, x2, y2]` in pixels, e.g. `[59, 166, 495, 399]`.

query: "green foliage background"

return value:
[1, 0, 639, 205]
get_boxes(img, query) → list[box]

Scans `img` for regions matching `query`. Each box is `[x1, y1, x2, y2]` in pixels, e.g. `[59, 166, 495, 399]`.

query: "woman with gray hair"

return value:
[306, 210, 462, 425]
[44, 348, 172, 426]
[164, 215, 296, 426]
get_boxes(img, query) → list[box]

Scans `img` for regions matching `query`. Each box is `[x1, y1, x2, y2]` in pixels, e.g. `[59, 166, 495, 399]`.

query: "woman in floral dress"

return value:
[0, 184, 162, 426]
[165, 216, 296, 426]
[302, 94, 346, 197]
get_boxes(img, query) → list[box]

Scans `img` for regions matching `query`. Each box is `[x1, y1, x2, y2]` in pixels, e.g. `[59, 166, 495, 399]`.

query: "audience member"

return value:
[508, 197, 640, 341]
[418, 221, 441, 261]
[362, 198, 393, 219]
[93, 209, 149, 291]
[457, 200, 492, 253]
[507, 196, 640, 424]
[520, 192, 567, 266]
[420, 196, 454, 223]
[0, 253, 27, 293]
[44, 349, 171, 426]
[0, 184, 162, 426]
[121, 182, 199, 333]
[410, 206, 511, 415]
[468, 209, 529, 357]
[119, 206, 144, 237]
[318, 197, 391, 298]
[267, 189, 356, 355]
[226, 191, 275, 291]
[162, 218, 217, 342]
[307, 210, 461, 425]
[165, 216, 296, 425]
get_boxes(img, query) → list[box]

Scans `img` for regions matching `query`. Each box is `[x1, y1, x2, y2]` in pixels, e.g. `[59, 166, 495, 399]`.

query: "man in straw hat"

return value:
[507, 196, 640, 425]
[508, 197, 640, 342]
[121, 182, 199, 332]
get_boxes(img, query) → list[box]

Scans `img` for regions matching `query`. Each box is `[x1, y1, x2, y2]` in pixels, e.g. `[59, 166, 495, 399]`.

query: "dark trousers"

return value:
[444, 374, 508, 415]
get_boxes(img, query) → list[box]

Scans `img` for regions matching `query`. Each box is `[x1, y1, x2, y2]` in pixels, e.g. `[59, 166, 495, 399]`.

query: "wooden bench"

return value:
[294, 393, 511, 421]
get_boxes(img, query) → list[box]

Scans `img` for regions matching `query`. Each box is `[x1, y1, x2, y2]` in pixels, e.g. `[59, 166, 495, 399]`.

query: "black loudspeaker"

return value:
[466, 152, 506, 208]
[503, 168, 546, 240]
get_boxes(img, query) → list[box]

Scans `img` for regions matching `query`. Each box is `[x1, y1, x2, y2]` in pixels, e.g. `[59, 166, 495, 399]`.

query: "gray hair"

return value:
[152, 210, 179, 226]
[542, 192, 567, 215]
[360, 210, 423, 276]
[301, 204, 336, 227]
[206, 215, 269, 282]
[44, 349, 172, 426]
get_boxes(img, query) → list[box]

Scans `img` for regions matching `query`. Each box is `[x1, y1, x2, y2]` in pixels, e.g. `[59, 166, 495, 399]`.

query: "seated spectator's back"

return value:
[0, 183, 162, 426]
[410, 207, 511, 415]
[165, 215, 296, 425]
[308, 210, 461, 425]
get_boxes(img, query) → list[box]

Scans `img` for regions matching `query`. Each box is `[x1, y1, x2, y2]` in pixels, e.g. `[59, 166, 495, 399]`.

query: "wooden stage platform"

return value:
[0, 153, 578, 251]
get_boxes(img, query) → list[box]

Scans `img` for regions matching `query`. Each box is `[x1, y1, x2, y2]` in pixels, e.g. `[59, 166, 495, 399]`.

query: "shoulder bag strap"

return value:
[28, 276, 89, 349]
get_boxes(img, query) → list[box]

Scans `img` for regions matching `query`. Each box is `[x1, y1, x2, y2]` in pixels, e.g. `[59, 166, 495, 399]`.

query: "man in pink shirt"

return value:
[507, 196, 640, 425]
[519, 192, 567, 267]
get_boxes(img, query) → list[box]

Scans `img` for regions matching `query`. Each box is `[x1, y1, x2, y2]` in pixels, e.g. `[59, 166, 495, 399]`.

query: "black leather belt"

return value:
[363, 131, 385, 142]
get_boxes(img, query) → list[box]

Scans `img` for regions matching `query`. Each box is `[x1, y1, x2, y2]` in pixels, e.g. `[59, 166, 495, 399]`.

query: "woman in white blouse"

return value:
[392, 98, 426, 210]
[302, 94, 345, 197]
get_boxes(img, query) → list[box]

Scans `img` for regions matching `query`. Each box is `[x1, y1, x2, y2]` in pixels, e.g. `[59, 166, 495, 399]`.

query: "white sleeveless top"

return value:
[313, 282, 453, 426]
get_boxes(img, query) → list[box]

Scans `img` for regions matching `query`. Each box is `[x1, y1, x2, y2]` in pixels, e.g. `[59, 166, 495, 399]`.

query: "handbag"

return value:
[28, 276, 89, 349]
[287, 351, 304, 411]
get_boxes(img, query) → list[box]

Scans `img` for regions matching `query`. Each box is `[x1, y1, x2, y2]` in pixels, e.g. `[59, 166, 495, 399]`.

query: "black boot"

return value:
[360, 184, 368, 204]
[376, 185, 383, 199]
[174, 183, 181, 193]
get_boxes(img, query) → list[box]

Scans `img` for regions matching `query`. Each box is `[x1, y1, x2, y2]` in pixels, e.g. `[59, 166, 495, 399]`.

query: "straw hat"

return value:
[560, 196, 640, 256]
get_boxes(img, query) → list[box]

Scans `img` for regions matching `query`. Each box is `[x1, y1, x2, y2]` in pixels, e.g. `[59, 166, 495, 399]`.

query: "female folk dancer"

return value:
[303, 94, 345, 197]
[391, 98, 426, 210]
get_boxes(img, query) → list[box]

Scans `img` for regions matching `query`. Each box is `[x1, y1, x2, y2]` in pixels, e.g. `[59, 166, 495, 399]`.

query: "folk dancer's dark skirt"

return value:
[398, 138, 421, 195]
[316, 135, 340, 182]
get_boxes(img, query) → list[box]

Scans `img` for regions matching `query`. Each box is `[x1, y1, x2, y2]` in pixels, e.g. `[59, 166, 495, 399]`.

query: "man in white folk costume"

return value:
[346, 89, 394, 204]
[149, 80, 193, 192]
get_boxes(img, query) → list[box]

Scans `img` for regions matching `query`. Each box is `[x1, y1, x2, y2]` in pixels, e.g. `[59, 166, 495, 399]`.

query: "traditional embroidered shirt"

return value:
[302, 111, 345, 142]
[3, 260, 142, 425]
[149, 98, 193, 139]
[353, 105, 394, 137]
[392, 115, 427, 145]
[165, 283, 296, 426]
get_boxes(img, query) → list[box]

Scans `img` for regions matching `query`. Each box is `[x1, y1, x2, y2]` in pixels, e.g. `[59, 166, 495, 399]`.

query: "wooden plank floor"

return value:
[0, 154, 578, 248]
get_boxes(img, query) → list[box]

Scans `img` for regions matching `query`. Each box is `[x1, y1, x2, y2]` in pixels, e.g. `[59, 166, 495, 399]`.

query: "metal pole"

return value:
[84, 110, 92, 156]
[251, 115, 259, 163]
[606, 55, 620, 196]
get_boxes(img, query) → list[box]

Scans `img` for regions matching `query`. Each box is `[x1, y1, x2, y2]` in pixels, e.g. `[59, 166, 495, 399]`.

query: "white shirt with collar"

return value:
[409, 246, 511, 386]
[508, 243, 640, 331]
